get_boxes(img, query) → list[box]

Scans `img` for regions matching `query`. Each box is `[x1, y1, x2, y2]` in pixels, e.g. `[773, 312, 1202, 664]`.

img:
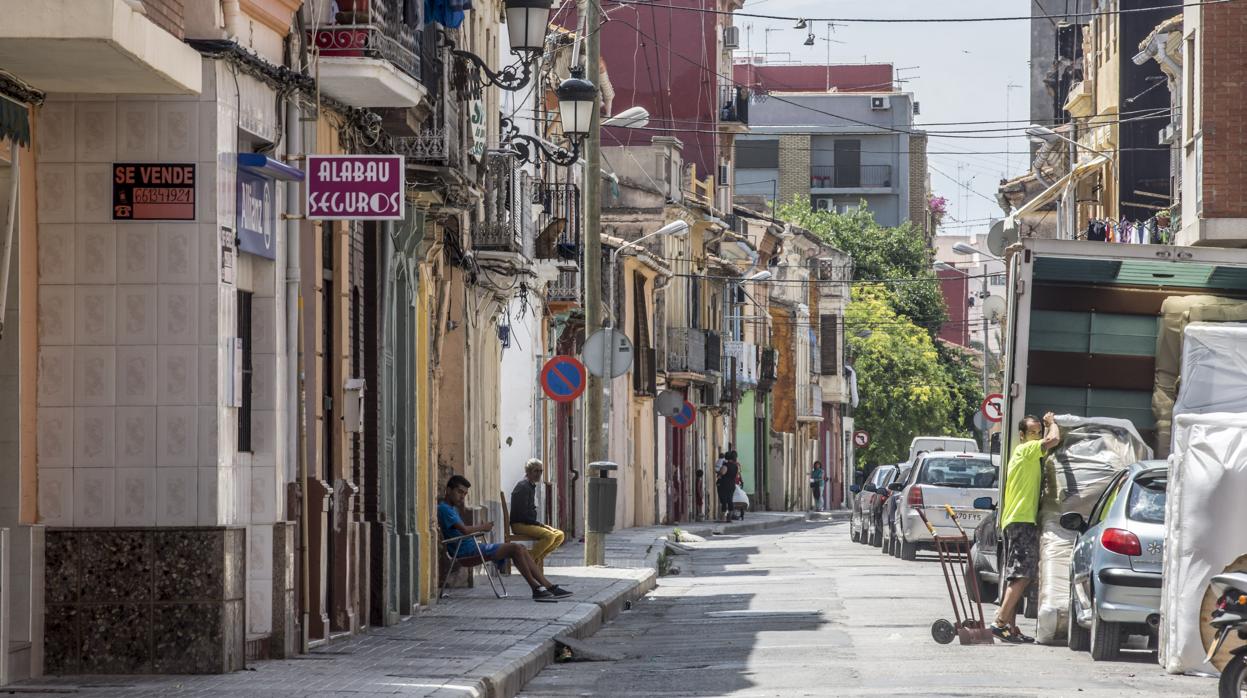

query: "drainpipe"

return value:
[285, 15, 308, 654]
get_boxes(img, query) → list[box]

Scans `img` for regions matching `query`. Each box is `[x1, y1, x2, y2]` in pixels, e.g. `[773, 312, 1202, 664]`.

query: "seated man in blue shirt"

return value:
[438, 474, 572, 601]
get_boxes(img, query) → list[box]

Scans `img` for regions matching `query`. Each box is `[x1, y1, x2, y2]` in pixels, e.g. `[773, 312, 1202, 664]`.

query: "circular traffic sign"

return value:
[981, 393, 1005, 423]
[582, 328, 634, 378]
[669, 400, 696, 430]
[540, 355, 587, 403]
[655, 390, 683, 417]
[852, 430, 870, 449]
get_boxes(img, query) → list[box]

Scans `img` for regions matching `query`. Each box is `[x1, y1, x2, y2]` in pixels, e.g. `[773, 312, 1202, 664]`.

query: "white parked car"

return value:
[894, 452, 1000, 561]
[907, 436, 978, 464]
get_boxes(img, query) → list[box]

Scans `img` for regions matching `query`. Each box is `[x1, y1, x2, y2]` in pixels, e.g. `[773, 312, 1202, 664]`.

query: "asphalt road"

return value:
[520, 520, 1211, 697]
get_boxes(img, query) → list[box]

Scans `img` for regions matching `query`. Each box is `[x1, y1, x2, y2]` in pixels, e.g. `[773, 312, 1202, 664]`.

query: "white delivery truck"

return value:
[1000, 238, 1247, 462]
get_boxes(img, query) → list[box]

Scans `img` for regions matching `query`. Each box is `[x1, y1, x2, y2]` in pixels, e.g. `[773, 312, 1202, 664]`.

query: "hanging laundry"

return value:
[426, 0, 471, 28]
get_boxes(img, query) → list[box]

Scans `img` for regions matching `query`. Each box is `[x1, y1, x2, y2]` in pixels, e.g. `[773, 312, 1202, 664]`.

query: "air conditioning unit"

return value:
[699, 382, 721, 407]
[871, 96, 891, 111]
[913, 101, 920, 115]
[814, 197, 833, 211]
[723, 25, 740, 49]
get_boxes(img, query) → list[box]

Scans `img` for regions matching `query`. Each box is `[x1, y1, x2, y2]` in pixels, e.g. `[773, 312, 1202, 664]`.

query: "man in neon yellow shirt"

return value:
[992, 412, 1061, 643]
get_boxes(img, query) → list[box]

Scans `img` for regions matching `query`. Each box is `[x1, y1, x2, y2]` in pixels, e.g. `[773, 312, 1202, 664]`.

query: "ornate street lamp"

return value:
[442, 0, 553, 91]
[500, 69, 598, 167]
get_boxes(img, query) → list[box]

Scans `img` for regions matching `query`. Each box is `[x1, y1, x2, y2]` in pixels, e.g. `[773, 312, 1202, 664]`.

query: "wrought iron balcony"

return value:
[797, 383, 824, 421]
[667, 328, 707, 375]
[476, 151, 533, 254]
[809, 164, 893, 190]
[704, 331, 723, 374]
[719, 85, 750, 125]
[535, 181, 581, 303]
[397, 88, 464, 169]
[309, 0, 424, 107]
[723, 340, 759, 389]
[757, 347, 777, 392]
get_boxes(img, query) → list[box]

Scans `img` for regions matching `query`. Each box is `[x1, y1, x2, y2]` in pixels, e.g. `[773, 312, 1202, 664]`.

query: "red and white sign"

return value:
[852, 430, 870, 449]
[981, 393, 1005, 423]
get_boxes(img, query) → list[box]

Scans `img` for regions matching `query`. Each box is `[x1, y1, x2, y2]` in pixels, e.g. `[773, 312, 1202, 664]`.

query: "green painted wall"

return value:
[737, 391, 757, 494]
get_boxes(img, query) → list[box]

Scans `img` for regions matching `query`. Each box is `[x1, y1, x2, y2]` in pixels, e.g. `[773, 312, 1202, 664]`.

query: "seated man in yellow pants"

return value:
[509, 459, 565, 564]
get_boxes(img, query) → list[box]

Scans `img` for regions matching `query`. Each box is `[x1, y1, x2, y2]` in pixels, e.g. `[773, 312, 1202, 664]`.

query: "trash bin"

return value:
[586, 461, 618, 534]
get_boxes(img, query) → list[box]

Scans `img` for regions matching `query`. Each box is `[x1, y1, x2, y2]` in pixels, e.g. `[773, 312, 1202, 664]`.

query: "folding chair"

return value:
[439, 531, 508, 599]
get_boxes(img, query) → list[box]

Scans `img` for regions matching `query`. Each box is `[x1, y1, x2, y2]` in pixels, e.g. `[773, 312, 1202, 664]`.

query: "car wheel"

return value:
[964, 564, 994, 606]
[892, 535, 902, 558]
[1067, 588, 1090, 651]
[870, 523, 883, 547]
[1218, 654, 1247, 698]
[900, 537, 918, 561]
[1089, 605, 1122, 661]
[881, 533, 892, 556]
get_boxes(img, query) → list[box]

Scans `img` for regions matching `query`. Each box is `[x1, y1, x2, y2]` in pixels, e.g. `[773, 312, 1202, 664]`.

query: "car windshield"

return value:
[916, 457, 996, 488]
[1126, 473, 1167, 524]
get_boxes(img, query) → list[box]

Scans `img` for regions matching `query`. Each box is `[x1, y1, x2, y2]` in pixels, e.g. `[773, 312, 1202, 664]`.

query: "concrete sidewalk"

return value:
[15, 512, 808, 698]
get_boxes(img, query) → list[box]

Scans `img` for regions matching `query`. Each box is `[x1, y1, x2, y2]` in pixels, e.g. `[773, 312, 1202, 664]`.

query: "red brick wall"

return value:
[141, 0, 186, 40]
[1200, 3, 1247, 218]
[937, 269, 969, 347]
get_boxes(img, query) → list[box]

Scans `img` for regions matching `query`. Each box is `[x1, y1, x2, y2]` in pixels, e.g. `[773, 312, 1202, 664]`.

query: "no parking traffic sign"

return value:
[669, 401, 697, 430]
[540, 356, 587, 403]
[981, 393, 1005, 423]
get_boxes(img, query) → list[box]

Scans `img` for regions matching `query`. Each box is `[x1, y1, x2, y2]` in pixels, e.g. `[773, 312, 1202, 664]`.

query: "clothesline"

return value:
[1080, 210, 1174, 246]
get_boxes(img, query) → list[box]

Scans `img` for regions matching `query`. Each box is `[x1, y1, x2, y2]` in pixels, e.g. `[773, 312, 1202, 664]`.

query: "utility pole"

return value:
[581, 0, 606, 566]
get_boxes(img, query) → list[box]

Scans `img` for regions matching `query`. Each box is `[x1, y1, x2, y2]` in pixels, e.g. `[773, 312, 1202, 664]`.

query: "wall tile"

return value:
[252, 258, 277, 297]
[116, 100, 159, 161]
[115, 345, 156, 405]
[36, 164, 75, 224]
[197, 467, 219, 526]
[231, 466, 250, 527]
[114, 467, 155, 526]
[157, 345, 198, 405]
[38, 285, 75, 346]
[251, 353, 275, 410]
[198, 102, 220, 163]
[246, 524, 272, 580]
[246, 579, 273, 636]
[38, 224, 76, 284]
[157, 224, 199, 284]
[157, 405, 197, 467]
[38, 468, 74, 526]
[117, 224, 158, 283]
[37, 407, 74, 468]
[199, 285, 219, 344]
[250, 467, 277, 524]
[199, 224, 221, 285]
[249, 409, 276, 457]
[75, 224, 117, 284]
[156, 467, 197, 525]
[251, 298, 275, 354]
[158, 284, 198, 345]
[74, 286, 117, 345]
[198, 345, 218, 405]
[116, 285, 157, 345]
[38, 346, 74, 407]
[75, 102, 117, 163]
[213, 159, 233, 225]
[75, 164, 112, 224]
[157, 102, 199, 162]
[74, 407, 115, 468]
[198, 405, 218, 467]
[115, 406, 156, 467]
[37, 102, 75, 163]
[73, 346, 115, 406]
[73, 468, 115, 526]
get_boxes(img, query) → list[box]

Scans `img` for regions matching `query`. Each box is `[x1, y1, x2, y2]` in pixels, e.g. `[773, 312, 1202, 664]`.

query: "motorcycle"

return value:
[1205, 571, 1247, 698]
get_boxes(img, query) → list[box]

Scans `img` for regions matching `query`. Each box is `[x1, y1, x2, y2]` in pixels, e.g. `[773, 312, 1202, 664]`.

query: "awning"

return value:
[238, 153, 304, 181]
[0, 96, 30, 147]
[1011, 155, 1109, 220]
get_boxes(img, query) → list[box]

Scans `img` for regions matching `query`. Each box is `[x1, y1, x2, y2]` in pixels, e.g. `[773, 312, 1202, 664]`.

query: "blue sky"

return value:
[734, 0, 1032, 235]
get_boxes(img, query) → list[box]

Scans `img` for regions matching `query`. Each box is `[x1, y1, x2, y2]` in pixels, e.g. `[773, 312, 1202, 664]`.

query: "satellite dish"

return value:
[656, 390, 684, 417]
[982, 295, 1007, 324]
[985, 220, 1011, 257]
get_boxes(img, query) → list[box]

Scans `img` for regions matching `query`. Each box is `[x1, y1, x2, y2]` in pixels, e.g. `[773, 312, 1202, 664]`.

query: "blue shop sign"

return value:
[236, 154, 304, 259]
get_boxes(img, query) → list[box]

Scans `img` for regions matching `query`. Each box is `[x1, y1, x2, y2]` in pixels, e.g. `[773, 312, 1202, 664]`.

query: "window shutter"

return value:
[819, 314, 838, 376]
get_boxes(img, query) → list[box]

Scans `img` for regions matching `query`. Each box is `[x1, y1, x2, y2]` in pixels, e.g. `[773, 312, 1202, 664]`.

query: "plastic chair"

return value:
[439, 531, 508, 599]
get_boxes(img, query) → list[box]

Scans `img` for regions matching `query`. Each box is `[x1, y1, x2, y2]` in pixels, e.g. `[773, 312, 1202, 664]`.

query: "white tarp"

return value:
[1171, 324, 1247, 434]
[1034, 415, 1153, 644]
[1160, 413, 1247, 674]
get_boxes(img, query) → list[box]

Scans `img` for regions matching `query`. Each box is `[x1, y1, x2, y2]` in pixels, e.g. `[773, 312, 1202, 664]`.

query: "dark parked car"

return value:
[849, 464, 898, 545]
[879, 464, 912, 555]
[967, 497, 1037, 618]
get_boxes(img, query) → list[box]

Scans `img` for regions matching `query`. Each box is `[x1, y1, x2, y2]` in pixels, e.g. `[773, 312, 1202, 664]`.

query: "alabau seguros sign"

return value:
[306, 154, 404, 221]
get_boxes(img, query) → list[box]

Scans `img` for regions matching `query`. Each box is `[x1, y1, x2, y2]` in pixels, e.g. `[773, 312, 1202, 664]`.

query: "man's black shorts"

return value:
[1003, 522, 1039, 581]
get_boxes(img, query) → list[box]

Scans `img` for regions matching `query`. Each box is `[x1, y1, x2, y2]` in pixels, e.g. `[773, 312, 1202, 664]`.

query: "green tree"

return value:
[846, 286, 956, 465]
[775, 199, 947, 332]
[936, 340, 981, 439]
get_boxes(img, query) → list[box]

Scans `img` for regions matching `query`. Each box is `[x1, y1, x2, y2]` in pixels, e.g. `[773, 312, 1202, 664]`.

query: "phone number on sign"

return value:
[133, 188, 193, 203]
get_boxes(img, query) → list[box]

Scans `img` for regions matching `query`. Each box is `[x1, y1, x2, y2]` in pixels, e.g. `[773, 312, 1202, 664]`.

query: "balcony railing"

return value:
[797, 383, 824, 420]
[312, 22, 419, 80]
[810, 164, 893, 189]
[307, 0, 422, 108]
[477, 151, 533, 253]
[723, 341, 759, 388]
[667, 328, 706, 374]
[397, 82, 463, 168]
[719, 85, 749, 124]
[705, 331, 722, 374]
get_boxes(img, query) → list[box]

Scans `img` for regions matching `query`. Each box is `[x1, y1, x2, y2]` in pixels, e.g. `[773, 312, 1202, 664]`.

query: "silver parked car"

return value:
[1062, 461, 1167, 661]
[894, 452, 999, 561]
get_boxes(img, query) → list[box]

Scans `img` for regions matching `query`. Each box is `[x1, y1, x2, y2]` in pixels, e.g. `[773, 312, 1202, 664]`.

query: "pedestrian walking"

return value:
[809, 461, 825, 511]
[509, 458, 565, 565]
[716, 450, 740, 523]
[991, 412, 1060, 643]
